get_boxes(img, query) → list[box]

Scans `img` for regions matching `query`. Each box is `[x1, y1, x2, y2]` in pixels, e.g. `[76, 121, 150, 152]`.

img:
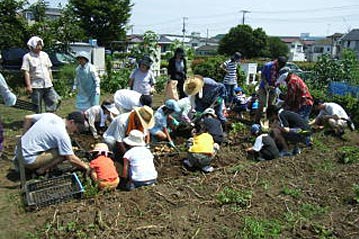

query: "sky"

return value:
[129, 0, 359, 38]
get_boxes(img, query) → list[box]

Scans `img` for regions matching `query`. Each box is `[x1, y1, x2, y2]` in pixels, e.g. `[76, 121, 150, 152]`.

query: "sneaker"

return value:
[256, 157, 266, 161]
[279, 151, 292, 157]
[348, 120, 355, 131]
[183, 159, 193, 168]
[201, 165, 214, 173]
[292, 147, 301, 155]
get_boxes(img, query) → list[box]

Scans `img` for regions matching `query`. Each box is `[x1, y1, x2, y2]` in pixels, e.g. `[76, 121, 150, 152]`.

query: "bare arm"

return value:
[22, 114, 35, 134]
[65, 154, 89, 172]
[23, 70, 32, 93]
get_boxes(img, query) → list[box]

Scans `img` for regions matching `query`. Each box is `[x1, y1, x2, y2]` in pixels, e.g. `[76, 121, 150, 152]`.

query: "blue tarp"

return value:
[328, 82, 359, 97]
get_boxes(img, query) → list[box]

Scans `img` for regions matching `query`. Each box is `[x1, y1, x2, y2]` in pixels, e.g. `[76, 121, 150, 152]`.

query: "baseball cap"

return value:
[250, 124, 261, 134]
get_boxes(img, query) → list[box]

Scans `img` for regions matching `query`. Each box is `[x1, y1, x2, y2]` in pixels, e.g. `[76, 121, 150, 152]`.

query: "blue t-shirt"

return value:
[150, 106, 167, 135]
[20, 113, 74, 165]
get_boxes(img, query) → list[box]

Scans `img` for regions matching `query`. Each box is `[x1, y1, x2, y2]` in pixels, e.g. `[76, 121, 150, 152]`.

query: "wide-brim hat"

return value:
[90, 143, 112, 154]
[183, 75, 204, 96]
[133, 105, 155, 129]
[75, 51, 91, 62]
[123, 129, 146, 146]
[103, 103, 119, 115]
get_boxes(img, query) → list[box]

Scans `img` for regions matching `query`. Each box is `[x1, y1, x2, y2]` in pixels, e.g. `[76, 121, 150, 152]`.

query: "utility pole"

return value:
[206, 29, 209, 45]
[240, 10, 250, 25]
[182, 17, 188, 45]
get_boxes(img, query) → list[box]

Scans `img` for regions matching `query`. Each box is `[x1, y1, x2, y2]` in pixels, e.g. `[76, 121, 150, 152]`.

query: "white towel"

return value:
[27, 36, 44, 49]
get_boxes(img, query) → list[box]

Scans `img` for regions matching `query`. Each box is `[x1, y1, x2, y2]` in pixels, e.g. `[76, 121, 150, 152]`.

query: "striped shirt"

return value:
[223, 60, 238, 85]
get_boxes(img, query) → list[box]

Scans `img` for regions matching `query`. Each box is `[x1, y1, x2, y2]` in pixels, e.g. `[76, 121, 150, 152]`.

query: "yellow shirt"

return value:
[189, 133, 214, 153]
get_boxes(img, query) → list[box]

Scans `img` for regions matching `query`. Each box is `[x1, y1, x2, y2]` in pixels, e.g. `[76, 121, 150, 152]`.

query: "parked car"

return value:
[0, 48, 75, 72]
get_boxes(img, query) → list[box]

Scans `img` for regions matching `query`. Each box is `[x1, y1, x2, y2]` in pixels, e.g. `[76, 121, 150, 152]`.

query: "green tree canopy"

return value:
[267, 36, 289, 59]
[0, 0, 28, 49]
[67, 0, 133, 47]
[218, 24, 269, 58]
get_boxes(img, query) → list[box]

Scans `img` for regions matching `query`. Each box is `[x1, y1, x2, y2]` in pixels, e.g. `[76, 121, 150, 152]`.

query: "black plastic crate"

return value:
[25, 173, 84, 208]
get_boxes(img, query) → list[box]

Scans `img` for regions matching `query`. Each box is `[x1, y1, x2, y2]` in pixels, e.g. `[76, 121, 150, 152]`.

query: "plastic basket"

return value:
[25, 173, 84, 208]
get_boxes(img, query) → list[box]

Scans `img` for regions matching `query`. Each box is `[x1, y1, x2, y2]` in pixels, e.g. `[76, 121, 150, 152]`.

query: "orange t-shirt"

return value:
[90, 155, 119, 181]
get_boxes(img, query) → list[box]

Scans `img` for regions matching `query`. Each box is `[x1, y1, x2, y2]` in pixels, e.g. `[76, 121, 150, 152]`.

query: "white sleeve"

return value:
[252, 135, 264, 152]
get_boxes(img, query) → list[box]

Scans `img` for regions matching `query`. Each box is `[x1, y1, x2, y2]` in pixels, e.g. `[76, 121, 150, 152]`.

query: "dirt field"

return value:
[0, 97, 358, 239]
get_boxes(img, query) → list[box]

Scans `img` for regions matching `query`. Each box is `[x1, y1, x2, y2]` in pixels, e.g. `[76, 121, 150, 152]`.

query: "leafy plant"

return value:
[53, 64, 77, 99]
[337, 146, 359, 164]
[230, 122, 246, 134]
[281, 186, 301, 199]
[239, 217, 282, 239]
[217, 186, 252, 207]
[154, 75, 168, 94]
[101, 68, 131, 93]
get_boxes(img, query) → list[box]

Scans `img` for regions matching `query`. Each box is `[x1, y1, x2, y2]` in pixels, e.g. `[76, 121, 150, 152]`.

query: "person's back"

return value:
[203, 117, 224, 145]
[322, 102, 349, 119]
[278, 109, 310, 131]
[114, 89, 142, 112]
[257, 134, 280, 160]
[21, 113, 70, 164]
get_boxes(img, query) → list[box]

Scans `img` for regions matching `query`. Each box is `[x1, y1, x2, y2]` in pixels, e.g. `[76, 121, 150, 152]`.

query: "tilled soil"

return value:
[0, 118, 359, 238]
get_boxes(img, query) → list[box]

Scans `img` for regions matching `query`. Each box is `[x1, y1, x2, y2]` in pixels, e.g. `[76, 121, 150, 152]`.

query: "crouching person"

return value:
[245, 124, 279, 161]
[120, 130, 157, 190]
[183, 121, 219, 173]
[15, 112, 89, 175]
[89, 143, 119, 190]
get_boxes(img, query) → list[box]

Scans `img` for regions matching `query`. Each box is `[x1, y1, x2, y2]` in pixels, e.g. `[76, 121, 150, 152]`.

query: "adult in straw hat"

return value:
[184, 75, 227, 125]
[120, 130, 157, 190]
[103, 105, 154, 158]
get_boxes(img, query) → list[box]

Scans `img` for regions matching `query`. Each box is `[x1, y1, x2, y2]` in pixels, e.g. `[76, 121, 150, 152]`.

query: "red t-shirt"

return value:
[90, 155, 119, 181]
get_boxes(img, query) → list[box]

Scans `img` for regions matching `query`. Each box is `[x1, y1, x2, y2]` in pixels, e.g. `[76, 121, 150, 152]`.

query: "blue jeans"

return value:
[297, 105, 312, 122]
[224, 84, 236, 106]
[31, 87, 61, 113]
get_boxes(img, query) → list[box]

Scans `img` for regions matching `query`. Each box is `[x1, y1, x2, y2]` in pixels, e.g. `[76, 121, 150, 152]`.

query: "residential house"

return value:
[306, 38, 332, 62]
[195, 45, 218, 56]
[340, 29, 359, 59]
[280, 37, 306, 61]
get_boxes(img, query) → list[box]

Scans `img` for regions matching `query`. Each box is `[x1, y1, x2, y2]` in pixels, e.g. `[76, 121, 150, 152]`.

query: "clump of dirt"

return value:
[0, 108, 359, 238]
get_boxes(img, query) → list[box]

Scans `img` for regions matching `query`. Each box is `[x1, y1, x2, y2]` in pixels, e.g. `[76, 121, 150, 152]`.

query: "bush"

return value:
[192, 56, 226, 81]
[154, 75, 168, 94]
[101, 68, 131, 94]
[53, 64, 77, 99]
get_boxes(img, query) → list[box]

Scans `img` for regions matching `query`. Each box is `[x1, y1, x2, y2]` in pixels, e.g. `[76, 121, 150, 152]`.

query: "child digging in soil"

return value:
[183, 120, 220, 173]
[89, 143, 119, 190]
[120, 130, 158, 190]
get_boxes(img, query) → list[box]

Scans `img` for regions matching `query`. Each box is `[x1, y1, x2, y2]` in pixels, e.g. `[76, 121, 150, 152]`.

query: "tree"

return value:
[67, 0, 133, 47]
[0, 0, 28, 50]
[218, 24, 269, 58]
[268, 36, 289, 59]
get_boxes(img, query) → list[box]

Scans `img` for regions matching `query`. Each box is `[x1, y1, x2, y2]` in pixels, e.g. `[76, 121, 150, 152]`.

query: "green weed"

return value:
[82, 177, 99, 198]
[353, 184, 359, 203]
[217, 186, 252, 207]
[228, 164, 245, 174]
[281, 186, 301, 199]
[337, 146, 359, 164]
[230, 122, 246, 134]
[238, 217, 282, 239]
[259, 180, 271, 191]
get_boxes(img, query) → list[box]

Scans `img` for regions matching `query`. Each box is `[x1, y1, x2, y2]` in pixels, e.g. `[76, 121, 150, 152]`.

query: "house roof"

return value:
[196, 45, 218, 51]
[341, 29, 359, 41]
[312, 38, 331, 45]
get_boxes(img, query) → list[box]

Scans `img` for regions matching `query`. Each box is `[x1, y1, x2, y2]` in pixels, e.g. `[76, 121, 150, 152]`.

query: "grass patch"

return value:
[281, 186, 301, 199]
[217, 186, 252, 208]
[238, 216, 282, 239]
[353, 184, 359, 203]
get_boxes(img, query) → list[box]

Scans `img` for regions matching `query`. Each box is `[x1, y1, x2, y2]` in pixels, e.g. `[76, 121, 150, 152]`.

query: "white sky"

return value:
[129, 0, 359, 37]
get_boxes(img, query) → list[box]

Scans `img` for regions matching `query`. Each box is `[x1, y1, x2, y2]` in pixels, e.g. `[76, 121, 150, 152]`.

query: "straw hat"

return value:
[183, 75, 204, 96]
[133, 105, 155, 129]
[123, 130, 146, 147]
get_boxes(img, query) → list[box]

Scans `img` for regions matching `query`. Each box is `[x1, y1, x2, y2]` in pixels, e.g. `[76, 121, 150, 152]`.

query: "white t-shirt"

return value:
[20, 113, 73, 164]
[130, 68, 156, 95]
[21, 51, 53, 88]
[103, 112, 131, 143]
[252, 134, 268, 152]
[114, 89, 142, 111]
[317, 103, 349, 120]
[123, 146, 157, 182]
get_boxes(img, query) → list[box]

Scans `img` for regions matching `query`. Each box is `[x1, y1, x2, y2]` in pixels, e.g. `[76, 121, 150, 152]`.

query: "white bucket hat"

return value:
[123, 129, 146, 147]
[103, 103, 119, 115]
[75, 51, 91, 62]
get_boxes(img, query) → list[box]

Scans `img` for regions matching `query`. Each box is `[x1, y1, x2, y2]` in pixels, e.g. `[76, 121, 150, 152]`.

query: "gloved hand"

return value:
[216, 97, 223, 105]
[95, 87, 100, 95]
[72, 85, 77, 91]
[168, 141, 176, 148]
[172, 118, 180, 126]
[93, 133, 100, 139]
[145, 143, 151, 149]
